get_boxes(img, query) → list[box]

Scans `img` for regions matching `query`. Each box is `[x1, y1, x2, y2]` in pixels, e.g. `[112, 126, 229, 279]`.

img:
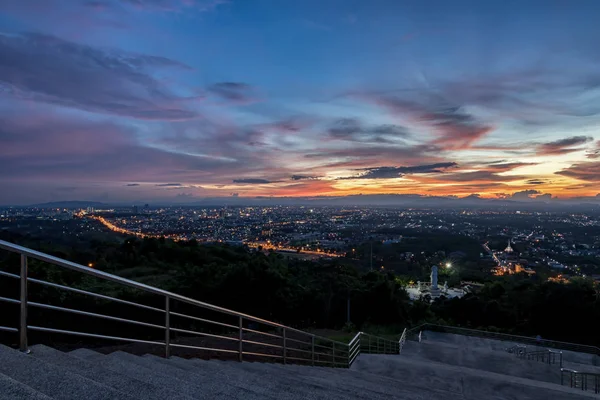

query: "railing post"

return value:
[311, 336, 315, 366]
[238, 316, 243, 362]
[19, 254, 29, 354]
[560, 352, 563, 368]
[282, 327, 286, 364]
[164, 295, 170, 358]
[561, 370, 564, 386]
[332, 343, 335, 366]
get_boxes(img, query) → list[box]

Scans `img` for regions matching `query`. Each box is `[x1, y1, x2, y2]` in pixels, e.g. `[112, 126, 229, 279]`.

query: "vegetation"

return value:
[0, 230, 599, 348]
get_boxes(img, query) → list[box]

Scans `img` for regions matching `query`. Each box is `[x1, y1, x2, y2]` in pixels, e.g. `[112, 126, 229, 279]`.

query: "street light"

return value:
[446, 262, 452, 268]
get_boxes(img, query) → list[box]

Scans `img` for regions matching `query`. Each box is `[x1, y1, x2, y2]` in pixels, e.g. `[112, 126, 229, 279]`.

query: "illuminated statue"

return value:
[430, 265, 438, 289]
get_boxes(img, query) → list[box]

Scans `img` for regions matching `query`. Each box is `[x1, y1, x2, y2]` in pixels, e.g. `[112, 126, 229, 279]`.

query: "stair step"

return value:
[0, 344, 137, 400]
[151, 355, 382, 400]
[30, 345, 196, 400]
[0, 372, 53, 400]
[181, 357, 464, 400]
[402, 340, 561, 384]
[112, 351, 339, 400]
[355, 353, 598, 399]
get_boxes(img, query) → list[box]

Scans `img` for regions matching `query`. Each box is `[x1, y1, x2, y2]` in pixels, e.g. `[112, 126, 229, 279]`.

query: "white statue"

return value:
[417, 281, 422, 291]
[443, 281, 448, 291]
[430, 265, 438, 289]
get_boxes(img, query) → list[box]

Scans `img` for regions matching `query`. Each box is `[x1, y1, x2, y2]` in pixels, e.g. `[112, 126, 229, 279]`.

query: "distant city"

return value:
[2, 204, 599, 286]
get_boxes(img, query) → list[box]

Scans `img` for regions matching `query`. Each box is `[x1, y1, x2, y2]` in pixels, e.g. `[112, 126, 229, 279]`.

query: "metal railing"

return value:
[347, 331, 404, 367]
[0, 239, 401, 368]
[561, 369, 600, 394]
[507, 344, 527, 357]
[518, 349, 563, 367]
[406, 323, 600, 360]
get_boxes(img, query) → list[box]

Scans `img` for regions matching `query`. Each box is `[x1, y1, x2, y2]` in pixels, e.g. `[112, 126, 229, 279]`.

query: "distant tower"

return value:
[505, 240, 514, 253]
[132, 205, 139, 214]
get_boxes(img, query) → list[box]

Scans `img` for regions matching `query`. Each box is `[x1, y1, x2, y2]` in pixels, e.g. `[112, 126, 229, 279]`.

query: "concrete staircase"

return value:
[1, 333, 599, 400]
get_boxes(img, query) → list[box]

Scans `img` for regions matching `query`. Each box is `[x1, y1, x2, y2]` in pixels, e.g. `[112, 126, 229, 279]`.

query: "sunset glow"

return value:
[1, 1, 599, 204]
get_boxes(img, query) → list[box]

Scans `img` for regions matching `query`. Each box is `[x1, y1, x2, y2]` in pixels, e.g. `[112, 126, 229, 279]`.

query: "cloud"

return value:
[537, 136, 594, 156]
[364, 96, 493, 150]
[117, 0, 227, 12]
[339, 162, 457, 180]
[526, 179, 549, 185]
[0, 33, 198, 120]
[511, 190, 541, 200]
[155, 183, 182, 187]
[126, 183, 140, 186]
[556, 162, 600, 182]
[207, 82, 256, 103]
[328, 118, 410, 143]
[587, 141, 600, 159]
[232, 178, 272, 184]
[291, 175, 320, 180]
[484, 162, 536, 172]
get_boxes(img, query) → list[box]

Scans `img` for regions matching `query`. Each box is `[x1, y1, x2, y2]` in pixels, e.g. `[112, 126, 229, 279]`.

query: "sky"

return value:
[1, 0, 600, 205]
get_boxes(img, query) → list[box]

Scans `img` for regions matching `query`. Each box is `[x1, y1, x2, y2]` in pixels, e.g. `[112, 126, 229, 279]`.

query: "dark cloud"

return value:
[526, 179, 549, 185]
[328, 118, 410, 143]
[556, 162, 600, 182]
[340, 162, 457, 180]
[126, 183, 140, 186]
[207, 82, 255, 103]
[155, 183, 182, 187]
[537, 136, 594, 156]
[587, 141, 600, 159]
[291, 175, 320, 180]
[0, 33, 198, 120]
[233, 178, 272, 184]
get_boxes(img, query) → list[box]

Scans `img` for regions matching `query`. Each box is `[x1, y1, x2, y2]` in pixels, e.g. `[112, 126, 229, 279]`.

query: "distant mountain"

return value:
[27, 201, 110, 208]
[13, 194, 600, 209]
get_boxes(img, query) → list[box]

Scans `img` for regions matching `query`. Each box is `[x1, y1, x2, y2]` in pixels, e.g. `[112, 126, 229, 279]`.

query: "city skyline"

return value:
[1, 0, 600, 204]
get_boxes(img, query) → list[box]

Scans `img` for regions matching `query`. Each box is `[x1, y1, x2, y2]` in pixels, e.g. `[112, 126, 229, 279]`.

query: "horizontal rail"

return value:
[562, 368, 600, 377]
[241, 351, 282, 359]
[284, 347, 313, 356]
[410, 323, 600, 355]
[313, 350, 334, 358]
[242, 339, 282, 349]
[170, 343, 239, 354]
[28, 277, 164, 313]
[28, 325, 165, 346]
[0, 270, 19, 279]
[0, 296, 20, 304]
[0, 239, 312, 336]
[241, 328, 282, 339]
[169, 311, 238, 330]
[0, 326, 18, 333]
[169, 327, 238, 342]
[285, 336, 310, 346]
[28, 302, 164, 330]
[1, 239, 410, 368]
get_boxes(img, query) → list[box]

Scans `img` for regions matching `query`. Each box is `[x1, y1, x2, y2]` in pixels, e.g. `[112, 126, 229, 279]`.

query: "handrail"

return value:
[0, 239, 405, 368]
[561, 368, 600, 394]
[406, 323, 600, 357]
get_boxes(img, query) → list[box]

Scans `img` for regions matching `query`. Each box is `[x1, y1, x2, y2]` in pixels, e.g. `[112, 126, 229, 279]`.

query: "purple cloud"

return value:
[537, 136, 594, 156]
[0, 33, 198, 120]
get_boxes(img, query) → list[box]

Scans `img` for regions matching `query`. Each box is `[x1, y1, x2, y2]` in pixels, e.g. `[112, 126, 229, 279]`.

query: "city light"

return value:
[446, 262, 452, 268]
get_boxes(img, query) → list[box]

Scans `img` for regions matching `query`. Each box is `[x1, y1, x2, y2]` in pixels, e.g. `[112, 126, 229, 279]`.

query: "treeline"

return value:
[1, 231, 599, 348]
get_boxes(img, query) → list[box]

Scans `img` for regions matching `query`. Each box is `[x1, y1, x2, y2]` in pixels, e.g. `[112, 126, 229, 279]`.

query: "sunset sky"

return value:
[1, 0, 599, 204]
